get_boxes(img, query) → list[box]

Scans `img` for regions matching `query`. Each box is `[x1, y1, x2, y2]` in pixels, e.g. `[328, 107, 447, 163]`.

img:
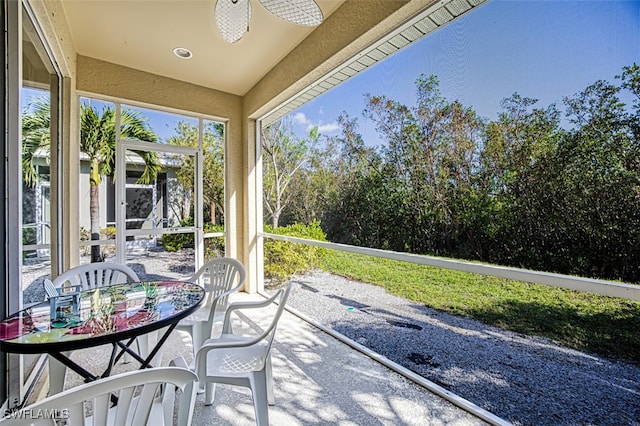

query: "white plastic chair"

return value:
[193, 283, 292, 426]
[176, 257, 246, 356]
[46, 262, 149, 395]
[50, 263, 140, 292]
[0, 358, 197, 426]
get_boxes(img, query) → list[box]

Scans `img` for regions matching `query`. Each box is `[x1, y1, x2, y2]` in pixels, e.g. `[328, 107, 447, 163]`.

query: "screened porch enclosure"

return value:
[5, 1, 640, 424]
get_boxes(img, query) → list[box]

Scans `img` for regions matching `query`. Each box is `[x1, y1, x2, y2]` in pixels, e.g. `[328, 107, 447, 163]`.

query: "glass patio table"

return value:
[0, 280, 204, 387]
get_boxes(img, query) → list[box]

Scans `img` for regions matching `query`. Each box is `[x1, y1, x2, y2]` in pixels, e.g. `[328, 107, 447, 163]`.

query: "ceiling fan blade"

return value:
[215, 0, 252, 43]
[259, 0, 324, 27]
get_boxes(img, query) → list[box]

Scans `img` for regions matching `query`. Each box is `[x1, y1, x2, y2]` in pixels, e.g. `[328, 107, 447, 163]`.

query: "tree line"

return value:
[264, 64, 640, 284]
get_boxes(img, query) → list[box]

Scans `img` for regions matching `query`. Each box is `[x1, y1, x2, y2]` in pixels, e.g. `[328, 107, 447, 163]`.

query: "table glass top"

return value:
[0, 281, 203, 346]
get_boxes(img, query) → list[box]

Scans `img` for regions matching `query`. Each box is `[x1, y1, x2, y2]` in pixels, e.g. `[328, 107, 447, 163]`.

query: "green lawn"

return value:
[319, 249, 640, 365]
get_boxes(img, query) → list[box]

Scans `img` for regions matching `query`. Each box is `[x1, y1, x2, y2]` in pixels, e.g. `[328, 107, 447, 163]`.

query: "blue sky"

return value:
[79, 98, 199, 144]
[291, 0, 640, 146]
[22, 1, 639, 147]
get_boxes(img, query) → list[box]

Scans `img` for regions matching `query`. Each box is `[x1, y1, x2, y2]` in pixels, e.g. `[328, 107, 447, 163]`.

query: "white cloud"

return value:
[291, 111, 340, 135]
[317, 122, 341, 133]
[292, 112, 311, 126]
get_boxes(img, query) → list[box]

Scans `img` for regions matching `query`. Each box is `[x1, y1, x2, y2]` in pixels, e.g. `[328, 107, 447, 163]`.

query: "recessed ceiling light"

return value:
[173, 47, 193, 59]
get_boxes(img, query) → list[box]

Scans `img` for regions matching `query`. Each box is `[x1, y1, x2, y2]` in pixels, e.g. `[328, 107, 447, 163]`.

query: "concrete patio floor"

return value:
[33, 292, 502, 425]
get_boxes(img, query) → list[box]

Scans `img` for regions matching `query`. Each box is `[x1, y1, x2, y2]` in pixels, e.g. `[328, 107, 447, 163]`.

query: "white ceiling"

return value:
[60, 0, 345, 96]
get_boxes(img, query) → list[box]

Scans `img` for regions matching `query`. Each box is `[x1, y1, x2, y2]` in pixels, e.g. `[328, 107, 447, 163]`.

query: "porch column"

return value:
[224, 110, 245, 289]
[244, 119, 263, 294]
[59, 78, 80, 273]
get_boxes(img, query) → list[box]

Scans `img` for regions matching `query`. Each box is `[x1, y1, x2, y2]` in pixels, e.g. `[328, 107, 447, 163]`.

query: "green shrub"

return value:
[204, 223, 225, 259]
[101, 226, 116, 240]
[162, 217, 195, 252]
[162, 232, 192, 252]
[79, 226, 116, 256]
[80, 227, 90, 241]
[100, 227, 117, 257]
[263, 221, 327, 285]
[162, 218, 226, 256]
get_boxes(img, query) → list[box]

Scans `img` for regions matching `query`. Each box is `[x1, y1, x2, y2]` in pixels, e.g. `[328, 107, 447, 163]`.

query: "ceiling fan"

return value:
[215, 0, 324, 43]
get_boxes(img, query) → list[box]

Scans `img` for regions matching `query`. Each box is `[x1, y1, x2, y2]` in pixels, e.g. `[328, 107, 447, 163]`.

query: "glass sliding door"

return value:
[1, 0, 8, 406]
[3, 2, 61, 408]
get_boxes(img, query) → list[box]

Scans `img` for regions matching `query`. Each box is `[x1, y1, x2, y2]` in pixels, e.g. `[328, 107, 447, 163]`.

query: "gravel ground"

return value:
[21, 250, 640, 425]
[272, 271, 640, 426]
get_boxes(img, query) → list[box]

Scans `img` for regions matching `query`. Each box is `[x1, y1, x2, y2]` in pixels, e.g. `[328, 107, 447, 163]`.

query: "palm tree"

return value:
[22, 96, 51, 187]
[80, 104, 161, 262]
[22, 97, 161, 262]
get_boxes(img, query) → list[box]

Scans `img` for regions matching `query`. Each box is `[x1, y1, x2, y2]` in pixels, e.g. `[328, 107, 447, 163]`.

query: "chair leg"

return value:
[151, 328, 168, 367]
[251, 371, 270, 426]
[136, 334, 150, 360]
[189, 324, 207, 393]
[265, 355, 275, 405]
[48, 353, 70, 395]
[191, 323, 203, 355]
[178, 377, 197, 426]
[204, 382, 216, 406]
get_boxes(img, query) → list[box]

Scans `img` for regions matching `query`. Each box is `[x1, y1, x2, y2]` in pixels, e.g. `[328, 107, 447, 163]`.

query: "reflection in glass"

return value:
[20, 12, 56, 302]
[19, 6, 60, 396]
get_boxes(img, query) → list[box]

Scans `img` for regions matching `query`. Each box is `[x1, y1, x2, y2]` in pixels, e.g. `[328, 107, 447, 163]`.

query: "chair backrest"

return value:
[190, 258, 246, 309]
[51, 262, 140, 291]
[0, 366, 197, 425]
[219, 282, 292, 363]
[258, 283, 292, 352]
